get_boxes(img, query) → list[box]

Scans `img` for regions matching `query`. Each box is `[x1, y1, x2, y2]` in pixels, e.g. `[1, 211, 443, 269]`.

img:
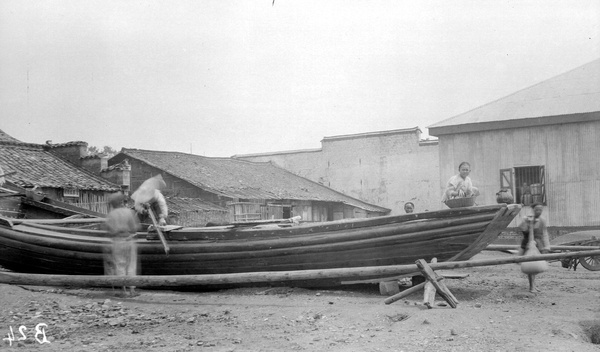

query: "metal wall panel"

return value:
[438, 120, 600, 227]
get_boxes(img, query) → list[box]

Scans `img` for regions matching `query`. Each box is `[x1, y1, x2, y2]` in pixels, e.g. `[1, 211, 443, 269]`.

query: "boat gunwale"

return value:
[0, 213, 498, 254]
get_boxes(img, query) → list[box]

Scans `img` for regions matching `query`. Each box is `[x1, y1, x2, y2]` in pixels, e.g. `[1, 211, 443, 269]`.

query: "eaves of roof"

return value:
[166, 197, 229, 214]
[428, 58, 600, 136]
[232, 148, 322, 159]
[321, 127, 421, 143]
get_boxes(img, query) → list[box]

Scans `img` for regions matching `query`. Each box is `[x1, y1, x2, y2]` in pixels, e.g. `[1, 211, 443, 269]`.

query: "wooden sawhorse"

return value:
[384, 258, 459, 308]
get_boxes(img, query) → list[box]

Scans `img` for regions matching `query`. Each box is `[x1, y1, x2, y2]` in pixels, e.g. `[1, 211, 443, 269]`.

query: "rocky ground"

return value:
[1, 251, 599, 352]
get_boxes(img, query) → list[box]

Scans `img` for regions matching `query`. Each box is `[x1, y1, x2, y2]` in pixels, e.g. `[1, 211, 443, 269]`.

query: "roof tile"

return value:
[0, 139, 121, 191]
[119, 149, 389, 213]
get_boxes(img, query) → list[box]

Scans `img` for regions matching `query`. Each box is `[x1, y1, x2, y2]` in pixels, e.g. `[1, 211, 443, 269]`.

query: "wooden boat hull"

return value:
[0, 204, 521, 285]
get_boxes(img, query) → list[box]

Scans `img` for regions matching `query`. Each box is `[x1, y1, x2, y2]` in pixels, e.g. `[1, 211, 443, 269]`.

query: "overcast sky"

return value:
[1, 1, 599, 157]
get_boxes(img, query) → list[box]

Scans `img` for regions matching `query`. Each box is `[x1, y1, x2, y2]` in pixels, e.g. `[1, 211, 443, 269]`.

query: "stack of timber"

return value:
[0, 204, 521, 287]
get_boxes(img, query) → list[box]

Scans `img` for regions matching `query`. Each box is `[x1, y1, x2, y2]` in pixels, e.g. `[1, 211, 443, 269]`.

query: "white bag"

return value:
[520, 240, 548, 275]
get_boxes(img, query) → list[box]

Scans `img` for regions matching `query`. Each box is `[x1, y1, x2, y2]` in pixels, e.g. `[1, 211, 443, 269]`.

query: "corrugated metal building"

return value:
[429, 58, 600, 234]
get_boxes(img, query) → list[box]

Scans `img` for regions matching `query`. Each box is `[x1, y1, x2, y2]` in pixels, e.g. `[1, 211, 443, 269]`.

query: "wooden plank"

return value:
[342, 270, 469, 285]
[231, 216, 301, 227]
[416, 259, 458, 308]
[248, 205, 503, 234]
[436, 271, 469, 279]
[383, 282, 427, 304]
[423, 258, 437, 309]
[164, 216, 492, 244]
[486, 244, 600, 251]
[448, 205, 521, 261]
[6, 217, 105, 225]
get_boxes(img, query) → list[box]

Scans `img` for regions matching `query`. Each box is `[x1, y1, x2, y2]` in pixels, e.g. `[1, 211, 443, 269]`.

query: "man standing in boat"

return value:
[131, 174, 169, 228]
[105, 192, 140, 296]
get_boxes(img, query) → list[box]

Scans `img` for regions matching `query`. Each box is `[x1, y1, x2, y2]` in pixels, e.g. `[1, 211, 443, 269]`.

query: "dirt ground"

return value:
[1, 251, 599, 352]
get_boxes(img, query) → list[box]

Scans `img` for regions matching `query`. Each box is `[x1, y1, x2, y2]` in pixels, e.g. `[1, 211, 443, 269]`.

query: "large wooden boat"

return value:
[0, 204, 521, 286]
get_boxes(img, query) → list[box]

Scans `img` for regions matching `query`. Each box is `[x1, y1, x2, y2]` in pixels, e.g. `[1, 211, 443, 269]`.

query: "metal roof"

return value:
[321, 127, 421, 142]
[117, 148, 390, 213]
[429, 58, 600, 136]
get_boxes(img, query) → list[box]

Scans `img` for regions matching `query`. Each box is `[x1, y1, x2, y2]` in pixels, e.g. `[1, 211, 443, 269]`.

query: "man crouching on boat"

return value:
[131, 174, 169, 229]
[105, 192, 141, 297]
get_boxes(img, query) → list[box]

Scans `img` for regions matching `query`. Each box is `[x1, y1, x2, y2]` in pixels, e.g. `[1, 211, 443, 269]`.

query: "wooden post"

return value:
[147, 207, 170, 255]
[384, 281, 426, 305]
[423, 258, 437, 308]
[384, 275, 446, 305]
[416, 259, 458, 308]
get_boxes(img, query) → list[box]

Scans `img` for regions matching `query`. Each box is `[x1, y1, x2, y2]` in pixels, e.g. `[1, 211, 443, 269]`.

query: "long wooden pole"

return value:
[147, 207, 170, 255]
[6, 218, 105, 225]
[487, 244, 600, 251]
[1, 249, 599, 288]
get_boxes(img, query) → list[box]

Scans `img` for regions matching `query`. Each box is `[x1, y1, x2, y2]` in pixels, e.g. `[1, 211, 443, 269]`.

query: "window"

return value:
[63, 188, 79, 198]
[500, 166, 546, 205]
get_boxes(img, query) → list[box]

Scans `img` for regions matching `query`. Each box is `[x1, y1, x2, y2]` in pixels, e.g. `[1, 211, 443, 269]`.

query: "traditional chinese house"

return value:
[109, 148, 390, 226]
[0, 130, 121, 218]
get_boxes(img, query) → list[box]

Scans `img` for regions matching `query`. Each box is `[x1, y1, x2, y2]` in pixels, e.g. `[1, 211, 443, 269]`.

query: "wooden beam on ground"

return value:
[384, 281, 427, 305]
[1, 249, 600, 289]
[343, 270, 468, 285]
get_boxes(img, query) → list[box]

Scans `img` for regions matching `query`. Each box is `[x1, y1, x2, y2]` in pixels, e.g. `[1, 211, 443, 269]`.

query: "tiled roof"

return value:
[0, 129, 22, 143]
[118, 148, 390, 213]
[166, 197, 229, 215]
[46, 141, 88, 148]
[429, 58, 600, 135]
[0, 140, 121, 191]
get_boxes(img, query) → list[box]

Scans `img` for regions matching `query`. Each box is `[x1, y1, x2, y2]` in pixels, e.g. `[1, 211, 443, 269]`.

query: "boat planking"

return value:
[0, 204, 521, 286]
